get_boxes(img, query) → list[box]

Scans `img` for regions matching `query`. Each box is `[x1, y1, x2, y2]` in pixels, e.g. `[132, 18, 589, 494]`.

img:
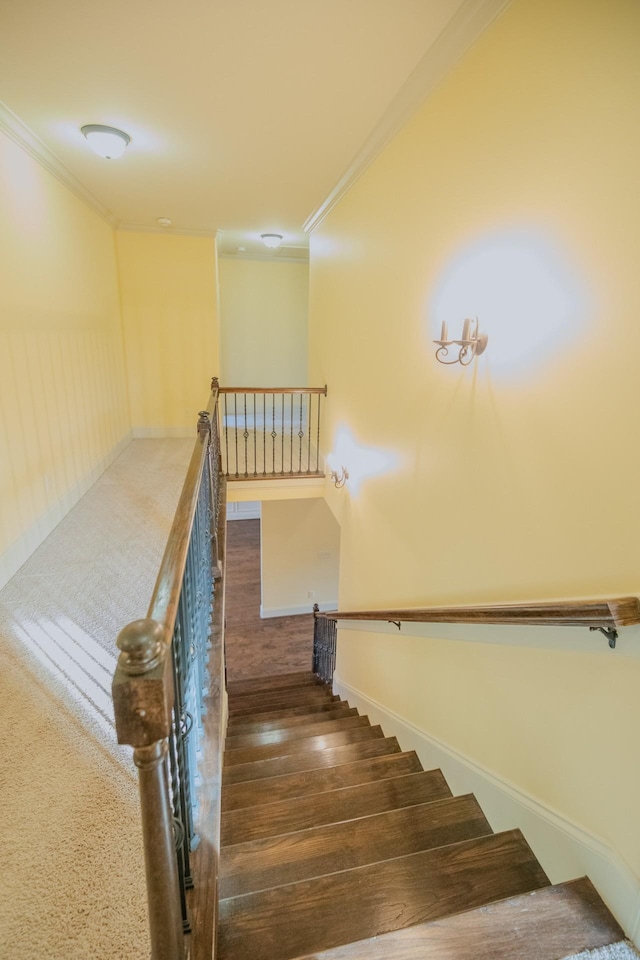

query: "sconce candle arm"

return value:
[433, 317, 488, 366]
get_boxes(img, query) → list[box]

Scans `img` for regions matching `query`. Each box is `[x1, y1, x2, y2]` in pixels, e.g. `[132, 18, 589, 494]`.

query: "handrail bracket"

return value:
[589, 625, 618, 649]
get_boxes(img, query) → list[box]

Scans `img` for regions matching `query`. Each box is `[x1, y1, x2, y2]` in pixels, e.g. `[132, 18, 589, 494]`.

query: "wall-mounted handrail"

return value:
[316, 597, 640, 649]
[112, 383, 225, 960]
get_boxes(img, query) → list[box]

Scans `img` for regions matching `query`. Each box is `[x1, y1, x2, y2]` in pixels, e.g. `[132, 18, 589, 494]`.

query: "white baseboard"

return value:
[260, 600, 336, 619]
[333, 675, 640, 946]
[132, 426, 195, 438]
[0, 431, 132, 591]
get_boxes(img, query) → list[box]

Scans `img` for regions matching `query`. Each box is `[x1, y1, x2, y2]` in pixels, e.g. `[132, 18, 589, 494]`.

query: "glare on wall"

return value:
[328, 427, 397, 495]
[429, 229, 589, 378]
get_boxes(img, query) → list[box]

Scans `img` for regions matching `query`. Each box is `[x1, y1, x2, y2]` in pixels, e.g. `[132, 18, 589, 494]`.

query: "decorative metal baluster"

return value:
[233, 394, 239, 477]
[271, 395, 276, 475]
[168, 723, 191, 932]
[298, 392, 304, 474]
[316, 391, 322, 473]
[289, 395, 293, 473]
[223, 393, 229, 477]
[262, 394, 266, 475]
[307, 393, 311, 474]
[243, 393, 249, 478]
[282, 394, 286, 474]
[253, 395, 257, 476]
[175, 596, 199, 849]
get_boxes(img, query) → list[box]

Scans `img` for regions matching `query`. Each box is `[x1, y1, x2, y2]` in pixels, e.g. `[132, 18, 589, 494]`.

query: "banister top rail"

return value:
[316, 596, 640, 648]
[147, 387, 217, 634]
[218, 385, 327, 394]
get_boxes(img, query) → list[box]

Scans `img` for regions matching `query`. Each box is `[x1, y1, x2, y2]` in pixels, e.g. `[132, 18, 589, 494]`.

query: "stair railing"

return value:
[112, 383, 226, 960]
[314, 597, 640, 682]
[312, 603, 337, 683]
[216, 380, 327, 480]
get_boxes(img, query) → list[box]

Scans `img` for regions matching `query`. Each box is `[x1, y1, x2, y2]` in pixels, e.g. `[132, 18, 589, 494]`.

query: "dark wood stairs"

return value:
[218, 672, 624, 960]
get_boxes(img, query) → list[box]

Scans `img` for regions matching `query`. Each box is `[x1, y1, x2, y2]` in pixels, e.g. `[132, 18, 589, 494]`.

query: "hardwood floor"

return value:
[224, 519, 314, 681]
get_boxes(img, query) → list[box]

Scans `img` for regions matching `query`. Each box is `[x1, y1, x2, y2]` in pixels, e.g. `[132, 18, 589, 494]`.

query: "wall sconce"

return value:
[433, 317, 488, 366]
[330, 466, 349, 489]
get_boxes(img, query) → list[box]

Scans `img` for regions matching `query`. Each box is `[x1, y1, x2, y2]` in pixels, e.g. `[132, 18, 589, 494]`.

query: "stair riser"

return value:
[228, 691, 339, 716]
[218, 831, 550, 960]
[220, 794, 492, 898]
[222, 737, 402, 785]
[283, 879, 624, 960]
[221, 751, 423, 811]
[227, 672, 320, 697]
[227, 705, 357, 734]
[225, 715, 370, 750]
[221, 770, 451, 845]
[223, 725, 385, 767]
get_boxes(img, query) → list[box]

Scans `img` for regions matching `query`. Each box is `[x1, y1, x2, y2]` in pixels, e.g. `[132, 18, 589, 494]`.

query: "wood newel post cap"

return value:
[117, 619, 165, 676]
[197, 410, 211, 436]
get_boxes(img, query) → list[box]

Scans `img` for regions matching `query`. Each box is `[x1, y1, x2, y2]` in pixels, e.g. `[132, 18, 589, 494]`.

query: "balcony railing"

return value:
[215, 380, 327, 480]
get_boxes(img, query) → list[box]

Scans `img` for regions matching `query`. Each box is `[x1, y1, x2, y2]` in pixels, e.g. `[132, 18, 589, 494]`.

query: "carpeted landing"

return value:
[566, 944, 640, 960]
[0, 439, 193, 959]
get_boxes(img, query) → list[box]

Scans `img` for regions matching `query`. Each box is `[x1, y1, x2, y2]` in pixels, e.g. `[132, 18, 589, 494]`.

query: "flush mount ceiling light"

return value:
[81, 124, 131, 159]
[260, 233, 283, 249]
[156, 217, 172, 228]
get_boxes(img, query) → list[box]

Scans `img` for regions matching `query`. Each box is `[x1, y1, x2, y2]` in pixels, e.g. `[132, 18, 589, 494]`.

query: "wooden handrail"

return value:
[316, 597, 640, 648]
[218, 385, 327, 394]
[147, 390, 217, 635]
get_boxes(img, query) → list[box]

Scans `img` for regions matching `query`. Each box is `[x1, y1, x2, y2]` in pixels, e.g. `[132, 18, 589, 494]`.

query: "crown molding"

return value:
[0, 100, 120, 227]
[117, 223, 219, 239]
[303, 0, 512, 234]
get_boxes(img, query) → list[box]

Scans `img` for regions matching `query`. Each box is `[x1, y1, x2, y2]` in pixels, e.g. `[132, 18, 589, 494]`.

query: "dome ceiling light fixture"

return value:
[156, 217, 172, 227]
[260, 233, 283, 249]
[81, 124, 131, 159]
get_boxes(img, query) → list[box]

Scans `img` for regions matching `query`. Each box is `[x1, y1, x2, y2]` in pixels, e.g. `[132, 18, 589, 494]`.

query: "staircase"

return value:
[217, 671, 624, 960]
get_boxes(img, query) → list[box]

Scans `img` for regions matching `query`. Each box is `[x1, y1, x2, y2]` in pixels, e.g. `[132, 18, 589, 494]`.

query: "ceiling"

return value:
[0, 0, 502, 258]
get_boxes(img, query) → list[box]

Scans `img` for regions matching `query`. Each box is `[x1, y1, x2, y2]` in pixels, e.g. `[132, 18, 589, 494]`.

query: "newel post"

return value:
[113, 619, 184, 960]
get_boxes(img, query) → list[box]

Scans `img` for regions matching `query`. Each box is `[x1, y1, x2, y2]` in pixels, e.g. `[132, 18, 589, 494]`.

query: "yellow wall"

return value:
[116, 232, 219, 434]
[219, 258, 308, 386]
[309, 0, 640, 925]
[0, 130, 130, 588]
[260, 498, 339, 616]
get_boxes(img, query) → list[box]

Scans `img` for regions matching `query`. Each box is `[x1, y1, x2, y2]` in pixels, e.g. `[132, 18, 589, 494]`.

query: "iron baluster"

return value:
[307, 393, 311, 473]
[233, 394, 239, 477]
[298, 392, 304, 474]
[243, 393, 249, 477]
[253, 394, 257, 476]
[271, 395, 276, 474]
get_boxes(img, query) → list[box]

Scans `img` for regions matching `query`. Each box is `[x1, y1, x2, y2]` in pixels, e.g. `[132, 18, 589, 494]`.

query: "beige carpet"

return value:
[0, 439, 193, 959]
[564, 944, 640, 959]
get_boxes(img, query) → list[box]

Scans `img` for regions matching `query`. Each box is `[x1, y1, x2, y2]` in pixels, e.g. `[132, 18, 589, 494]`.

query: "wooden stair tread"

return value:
[229, 690, 339, 716]
[227, 672, 320, 696]
[221, 750, 423, 811]
[222, 737, 403, 784]
[221, 769, 452, 845]
[225, 715, 370, 749]
[288, 878, 624, 960]
[227, 705, 357, 734]
[220, 793, 492, 897]
[218, 829, 550, 960]
[223, 725, 385, 767]
[226, 699, 352, 727]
